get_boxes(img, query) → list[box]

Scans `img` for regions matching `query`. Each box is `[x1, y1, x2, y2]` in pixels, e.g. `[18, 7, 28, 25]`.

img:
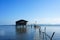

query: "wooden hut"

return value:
[16, 19, 28, 26]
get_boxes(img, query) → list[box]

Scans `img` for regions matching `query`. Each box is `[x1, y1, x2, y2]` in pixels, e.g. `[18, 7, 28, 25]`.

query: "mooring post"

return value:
[50, 32, 55, 40]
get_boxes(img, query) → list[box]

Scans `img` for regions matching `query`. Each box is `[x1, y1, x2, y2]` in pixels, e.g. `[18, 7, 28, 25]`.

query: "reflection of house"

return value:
[16, 19, 28, 26]
[16, 27, 27, 33]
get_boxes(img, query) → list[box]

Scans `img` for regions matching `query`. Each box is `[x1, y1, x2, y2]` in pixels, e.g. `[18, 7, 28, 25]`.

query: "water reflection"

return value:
[15, 25, 41, 40]
[16, 25, 29, 40]
[0, 25, 60, 40]
[34, 27, 40, 40]
[0, 30, 5, 36]
[16, 26, 27, 33]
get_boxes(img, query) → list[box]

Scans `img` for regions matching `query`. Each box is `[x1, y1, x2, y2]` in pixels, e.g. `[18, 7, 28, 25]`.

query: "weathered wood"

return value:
[16, 19, 28, 26]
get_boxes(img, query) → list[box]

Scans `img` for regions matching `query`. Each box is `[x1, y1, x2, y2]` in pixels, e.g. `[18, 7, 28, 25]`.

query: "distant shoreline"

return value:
[0, 24, 60, 26]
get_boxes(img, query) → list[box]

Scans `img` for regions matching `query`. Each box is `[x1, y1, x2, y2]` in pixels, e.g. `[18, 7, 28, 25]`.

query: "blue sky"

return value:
[0, 0, 60, 25]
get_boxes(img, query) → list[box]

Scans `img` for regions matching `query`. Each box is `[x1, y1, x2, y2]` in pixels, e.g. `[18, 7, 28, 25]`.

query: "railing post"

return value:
[50, 32, 55, 40]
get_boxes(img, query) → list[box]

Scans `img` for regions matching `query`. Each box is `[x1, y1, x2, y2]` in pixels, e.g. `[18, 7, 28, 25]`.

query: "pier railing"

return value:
[27, 25, 55, 40]
[39, 27, 55, 40]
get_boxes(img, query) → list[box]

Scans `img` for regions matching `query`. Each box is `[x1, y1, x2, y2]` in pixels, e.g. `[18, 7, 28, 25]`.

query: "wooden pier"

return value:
[16, 25, 55, 40]
[33, 25, 55, 40]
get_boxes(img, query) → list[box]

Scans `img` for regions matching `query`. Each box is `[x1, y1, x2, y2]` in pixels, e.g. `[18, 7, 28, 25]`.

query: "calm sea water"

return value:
[0, 25, 60, 40]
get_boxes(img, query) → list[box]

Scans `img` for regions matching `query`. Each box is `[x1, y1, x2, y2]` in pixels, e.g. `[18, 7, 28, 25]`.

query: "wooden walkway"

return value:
[33, 26, 55, 40]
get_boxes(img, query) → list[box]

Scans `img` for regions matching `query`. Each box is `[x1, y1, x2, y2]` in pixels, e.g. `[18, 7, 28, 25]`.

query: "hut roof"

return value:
[16, 19, 28, 23]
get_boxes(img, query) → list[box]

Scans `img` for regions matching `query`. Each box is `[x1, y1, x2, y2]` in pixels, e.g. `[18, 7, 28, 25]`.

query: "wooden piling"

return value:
[50, 32, 55, 40]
